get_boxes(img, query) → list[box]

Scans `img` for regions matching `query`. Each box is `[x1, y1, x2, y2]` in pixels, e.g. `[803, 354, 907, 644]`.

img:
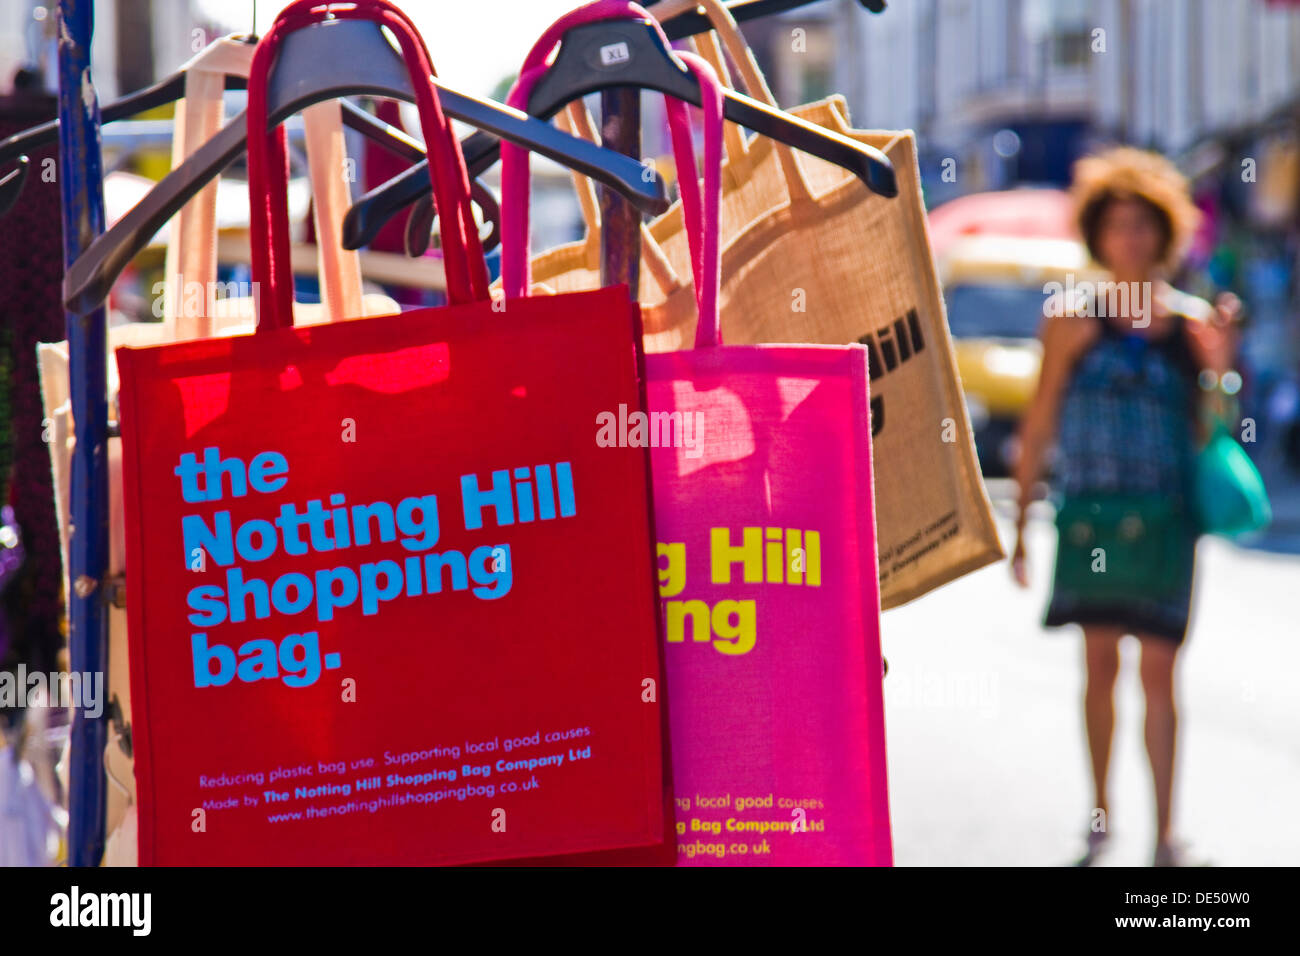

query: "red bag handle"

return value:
[246, 0, 490, 331]
[500, 0, 723, 348]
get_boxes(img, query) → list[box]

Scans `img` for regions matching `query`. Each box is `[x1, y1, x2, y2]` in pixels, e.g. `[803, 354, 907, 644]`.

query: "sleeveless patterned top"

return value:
[1054, 311, 1200, 501]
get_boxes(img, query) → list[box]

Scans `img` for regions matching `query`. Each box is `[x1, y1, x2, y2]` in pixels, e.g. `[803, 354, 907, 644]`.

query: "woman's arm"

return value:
[1010, 304, 1099, 586]
[1181, 290, 1240, 375]
[1181, 291, 1243, 434]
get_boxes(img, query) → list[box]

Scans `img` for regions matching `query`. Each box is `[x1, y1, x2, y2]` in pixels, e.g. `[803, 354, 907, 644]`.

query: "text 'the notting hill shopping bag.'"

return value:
[114, 0, 669, 866]
[524, 0, 1002, 608]
[504, 5, 892, 864]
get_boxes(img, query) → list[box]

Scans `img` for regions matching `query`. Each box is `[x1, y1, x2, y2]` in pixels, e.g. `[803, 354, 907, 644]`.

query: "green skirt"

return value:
[1044, 493, 1198, 644]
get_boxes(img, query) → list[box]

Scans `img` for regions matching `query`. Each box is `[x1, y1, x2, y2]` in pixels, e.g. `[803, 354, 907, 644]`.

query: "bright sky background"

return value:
[196, 0, 590, 99]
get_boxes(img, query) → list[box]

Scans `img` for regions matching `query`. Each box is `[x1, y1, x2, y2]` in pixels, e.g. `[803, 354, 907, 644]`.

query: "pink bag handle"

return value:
[246, 0, 490, 331]
[501, 0, 723, 348]
[667, 51, 721, 349]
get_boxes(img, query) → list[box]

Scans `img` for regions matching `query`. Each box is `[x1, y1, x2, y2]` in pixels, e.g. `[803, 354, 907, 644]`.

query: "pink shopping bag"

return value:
[503, 0, 892, 865]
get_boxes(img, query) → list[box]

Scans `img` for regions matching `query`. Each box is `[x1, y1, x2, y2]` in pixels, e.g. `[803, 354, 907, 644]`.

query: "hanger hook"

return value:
[0, 156, 31, 219]
[103, 728, 133, 802]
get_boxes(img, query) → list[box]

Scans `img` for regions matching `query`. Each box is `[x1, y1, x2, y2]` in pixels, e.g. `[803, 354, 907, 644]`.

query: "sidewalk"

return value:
[880, 499, 1300, 867]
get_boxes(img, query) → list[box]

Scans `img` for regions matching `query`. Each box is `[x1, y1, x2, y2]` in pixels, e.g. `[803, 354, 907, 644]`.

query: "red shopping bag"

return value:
[116, 0, 670, 866]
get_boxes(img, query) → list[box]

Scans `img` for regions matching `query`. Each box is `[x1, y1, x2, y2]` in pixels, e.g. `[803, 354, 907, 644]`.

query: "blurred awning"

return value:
[928, 188, 1078, 259]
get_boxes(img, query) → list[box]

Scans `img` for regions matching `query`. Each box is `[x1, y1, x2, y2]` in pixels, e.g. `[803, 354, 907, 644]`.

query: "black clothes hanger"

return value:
[398, 1, 891, 257]
[0, 35, 441, 217]
[0, 80, 421, 161]
[0, 156, 29, 217]
[341, 11, 896, 253]
[0, 86, 505, 248]
[63, 17, 668, 316]
[0, 77, 422, 165]
[0, 92, 433, 212]
[652, 0, 886, 40]
[405, 176, 503, 255]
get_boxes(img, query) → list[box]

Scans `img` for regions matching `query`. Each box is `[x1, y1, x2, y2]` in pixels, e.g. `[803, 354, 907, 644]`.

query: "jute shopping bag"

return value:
[504, 7, 891, 864]
[521, 0, 1002, 608]
[114, 0, 669, 866]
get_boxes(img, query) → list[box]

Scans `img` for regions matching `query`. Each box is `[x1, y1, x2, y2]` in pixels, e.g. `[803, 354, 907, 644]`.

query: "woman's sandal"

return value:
[1074, 829, 1110, 867]
[1153, 839, 1211, 867]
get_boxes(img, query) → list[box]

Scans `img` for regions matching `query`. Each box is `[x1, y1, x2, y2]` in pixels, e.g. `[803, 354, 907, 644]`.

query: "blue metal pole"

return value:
[57, 0, 110, 868]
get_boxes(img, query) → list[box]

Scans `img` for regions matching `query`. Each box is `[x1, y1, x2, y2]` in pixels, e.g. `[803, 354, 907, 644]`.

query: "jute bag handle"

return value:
[162, 36, 252, 340]
[162, 36, 365, 339]
[301, 102, 366, 322]
[652, 0, 814, 203]
[551, 101, 684, 298]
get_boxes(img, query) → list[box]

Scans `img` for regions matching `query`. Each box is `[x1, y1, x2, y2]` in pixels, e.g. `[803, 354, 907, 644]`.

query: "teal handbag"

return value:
[1053, 495, 1192, 604]
[1194, 421, 1271, 538]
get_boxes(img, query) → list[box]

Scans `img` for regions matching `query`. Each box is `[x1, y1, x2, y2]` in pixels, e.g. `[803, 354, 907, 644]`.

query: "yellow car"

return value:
[938, 234, 1106, 476]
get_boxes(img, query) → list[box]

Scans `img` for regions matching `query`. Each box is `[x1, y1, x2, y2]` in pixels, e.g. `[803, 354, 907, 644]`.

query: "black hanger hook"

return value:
[0, 157, 31, 218]
[405, 178, 502, 257]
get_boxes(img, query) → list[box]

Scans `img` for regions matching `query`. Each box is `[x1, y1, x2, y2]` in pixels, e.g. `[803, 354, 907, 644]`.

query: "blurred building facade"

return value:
[749, 0, 1300, 195]
[741, 0, 1300, 462]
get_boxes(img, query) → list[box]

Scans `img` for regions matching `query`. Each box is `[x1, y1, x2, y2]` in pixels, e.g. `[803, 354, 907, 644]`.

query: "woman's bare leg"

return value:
[1083, 626, 1124, 822]
[1137, 634, 1180, 845]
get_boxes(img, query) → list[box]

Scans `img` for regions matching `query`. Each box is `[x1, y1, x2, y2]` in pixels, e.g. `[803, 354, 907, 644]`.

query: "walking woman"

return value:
[1011, 147, 1239, 866]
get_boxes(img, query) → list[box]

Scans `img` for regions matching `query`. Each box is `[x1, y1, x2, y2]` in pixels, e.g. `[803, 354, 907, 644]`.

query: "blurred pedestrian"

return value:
[1010, 147, 1240, 866]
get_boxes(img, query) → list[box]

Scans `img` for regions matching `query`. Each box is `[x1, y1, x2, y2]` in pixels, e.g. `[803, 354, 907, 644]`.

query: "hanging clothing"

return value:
[1044, 305, 1203, 644]
[0, 94, 67, 678]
